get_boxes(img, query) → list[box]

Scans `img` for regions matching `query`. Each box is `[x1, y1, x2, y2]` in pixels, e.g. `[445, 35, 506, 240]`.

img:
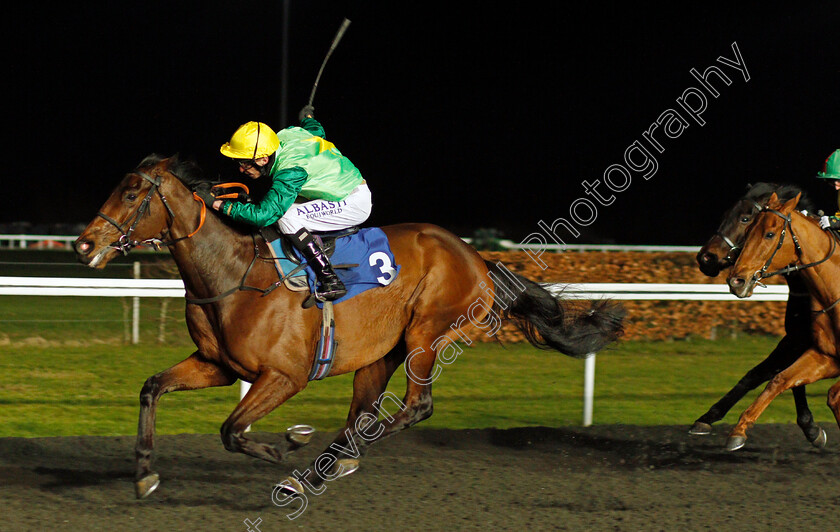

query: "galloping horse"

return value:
[727, 192, 840, 450]
[74, 155, 625, 498]
[693, 183, 827, 449]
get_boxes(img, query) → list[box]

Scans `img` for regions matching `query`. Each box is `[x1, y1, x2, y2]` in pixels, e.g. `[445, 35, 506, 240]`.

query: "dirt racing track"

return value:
[2, 424, 839, 531]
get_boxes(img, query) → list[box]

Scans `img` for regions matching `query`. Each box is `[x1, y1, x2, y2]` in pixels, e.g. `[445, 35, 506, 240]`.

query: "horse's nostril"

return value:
[699, 253, 711, 264]
[730, 277, 745, 288]
[76, 240, 93, 255]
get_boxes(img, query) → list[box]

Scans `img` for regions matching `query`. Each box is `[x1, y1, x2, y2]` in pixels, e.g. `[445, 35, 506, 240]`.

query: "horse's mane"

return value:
[136, 153, 259, 237]
[137, 153, 206, 188]
[744, 182, 816, 214]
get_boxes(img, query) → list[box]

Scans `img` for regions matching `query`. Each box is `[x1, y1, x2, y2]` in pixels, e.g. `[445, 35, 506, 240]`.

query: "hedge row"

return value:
[476, 251, 787, 342]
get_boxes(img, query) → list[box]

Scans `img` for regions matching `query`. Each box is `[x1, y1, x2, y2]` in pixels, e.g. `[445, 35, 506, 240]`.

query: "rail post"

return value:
[583, 353, 596, 426]
[132, 261, 140, 344]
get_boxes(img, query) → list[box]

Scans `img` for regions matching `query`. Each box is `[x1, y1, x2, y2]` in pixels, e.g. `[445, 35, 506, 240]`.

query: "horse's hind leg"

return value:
[219, 367, 307, 463]
[287, 343, 406, 494]
[288, 331, 442, 495]
[351, 328, 445, 446]
[727, 349, 840, 451]
[135, 351, 237, 499]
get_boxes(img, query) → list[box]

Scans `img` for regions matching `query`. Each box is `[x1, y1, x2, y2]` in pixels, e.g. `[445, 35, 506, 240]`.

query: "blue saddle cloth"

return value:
[270, 227, 400, 307]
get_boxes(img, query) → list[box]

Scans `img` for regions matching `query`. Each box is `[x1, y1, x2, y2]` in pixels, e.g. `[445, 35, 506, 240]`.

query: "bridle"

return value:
[714, 198, 764, 264]
[749, 206, 840, 314]
[96, 170, 205, 254]
[95, 170, 293, 305]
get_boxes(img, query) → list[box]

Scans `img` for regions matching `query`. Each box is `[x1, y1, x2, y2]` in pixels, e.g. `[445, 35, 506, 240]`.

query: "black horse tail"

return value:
[485, 261, 625, 358]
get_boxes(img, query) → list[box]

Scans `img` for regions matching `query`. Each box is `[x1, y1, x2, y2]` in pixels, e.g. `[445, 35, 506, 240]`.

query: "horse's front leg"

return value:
[827, 379, 840, 431]
[136, 351, 236, 499]
[792, 385, 826, 447]
[726, 349, 840, 451]
[690, 334, 807, 435]
[219, 367, 307, 463]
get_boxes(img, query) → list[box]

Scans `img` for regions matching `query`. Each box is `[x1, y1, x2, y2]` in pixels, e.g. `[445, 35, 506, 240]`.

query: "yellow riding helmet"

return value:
[219, 121, 280, 159]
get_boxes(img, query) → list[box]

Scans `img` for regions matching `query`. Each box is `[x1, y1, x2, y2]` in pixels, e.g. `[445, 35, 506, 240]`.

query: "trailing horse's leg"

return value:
[219, 367, 307, 463]
[793, 386, 826, 448]
[726, 350, 840, 451]
[293, 343, 407, 491]
[689, 334, 809, 435]
[135, 352, 236, 499]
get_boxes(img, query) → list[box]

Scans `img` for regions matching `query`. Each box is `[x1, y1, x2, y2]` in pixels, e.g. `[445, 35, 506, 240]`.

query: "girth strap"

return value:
[309, 301, 337, 380]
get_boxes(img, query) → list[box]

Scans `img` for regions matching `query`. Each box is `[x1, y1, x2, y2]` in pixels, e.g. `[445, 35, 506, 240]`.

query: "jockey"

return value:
[204, 106, 372, 301]
[816, 149, 840, 230]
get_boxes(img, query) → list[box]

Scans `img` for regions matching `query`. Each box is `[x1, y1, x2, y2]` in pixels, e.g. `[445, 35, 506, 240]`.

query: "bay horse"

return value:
[74, 155, 625, 499]
[693, 183, 828, 448]
[726, 192, 840, 450]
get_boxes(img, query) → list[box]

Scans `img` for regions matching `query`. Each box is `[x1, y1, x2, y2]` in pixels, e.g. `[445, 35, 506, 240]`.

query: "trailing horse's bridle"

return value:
[97, 170, 204, 254]
[750, 206, 840, 313]
[715, 199, 764, 264]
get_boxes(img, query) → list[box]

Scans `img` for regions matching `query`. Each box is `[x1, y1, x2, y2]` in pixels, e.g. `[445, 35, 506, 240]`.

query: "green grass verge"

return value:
[0, 334, 835, 438]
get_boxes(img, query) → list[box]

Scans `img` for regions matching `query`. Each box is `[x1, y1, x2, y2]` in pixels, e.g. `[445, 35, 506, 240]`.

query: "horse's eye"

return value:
[126, 193, 138, 202]
[765, 232, 775, 239]
[740, 216, 751, 223]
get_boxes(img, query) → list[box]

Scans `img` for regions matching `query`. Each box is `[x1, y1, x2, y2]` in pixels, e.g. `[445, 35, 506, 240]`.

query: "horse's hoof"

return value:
[726, 435, 747, 452]
[276, 476, 305, 496]
[135, 472, 160, 499]
[286, 424, 316, 446]
[810, 427, 828, 449]
[688, 421, 712, 435]
[330, 458, 360, 479]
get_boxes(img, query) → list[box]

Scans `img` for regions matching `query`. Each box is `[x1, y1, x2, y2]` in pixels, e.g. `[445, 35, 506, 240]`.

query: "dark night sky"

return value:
[3, 1, 838, 244]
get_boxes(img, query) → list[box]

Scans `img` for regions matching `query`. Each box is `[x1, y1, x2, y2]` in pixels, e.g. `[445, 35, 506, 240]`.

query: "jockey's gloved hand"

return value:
[819, 215, 840, 230]
[193, 183, 216, 206]
[299, 105, 315, 122]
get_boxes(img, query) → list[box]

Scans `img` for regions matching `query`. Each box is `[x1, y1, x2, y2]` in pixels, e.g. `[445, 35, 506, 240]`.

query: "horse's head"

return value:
[697, 183, 815, 277]
[697, 196, 763, 276]
[74, 155, 199, 268]
[727, 192, 803, 298]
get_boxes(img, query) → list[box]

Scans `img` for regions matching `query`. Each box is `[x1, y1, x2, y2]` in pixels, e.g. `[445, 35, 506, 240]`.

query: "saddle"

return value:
[260, 224, 360, 294]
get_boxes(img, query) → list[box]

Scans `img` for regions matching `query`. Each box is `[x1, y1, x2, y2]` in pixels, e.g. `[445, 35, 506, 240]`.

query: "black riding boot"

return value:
[289, 228, 347, 301]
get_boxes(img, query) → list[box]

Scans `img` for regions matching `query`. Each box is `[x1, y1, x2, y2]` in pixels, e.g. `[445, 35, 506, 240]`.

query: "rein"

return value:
[183, 234, 289, 305]
[750, 207, 840, 314]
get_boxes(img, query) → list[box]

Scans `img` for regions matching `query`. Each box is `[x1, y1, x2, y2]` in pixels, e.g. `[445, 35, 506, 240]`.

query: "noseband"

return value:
[97, 170, 204, 254]
[715, 199, 764, 263]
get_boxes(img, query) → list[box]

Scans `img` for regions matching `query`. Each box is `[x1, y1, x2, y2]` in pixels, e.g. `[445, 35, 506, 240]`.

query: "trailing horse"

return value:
[74, 155, 625, 498]
[693, 183, 827, 449]
[727, 192, 840, 450]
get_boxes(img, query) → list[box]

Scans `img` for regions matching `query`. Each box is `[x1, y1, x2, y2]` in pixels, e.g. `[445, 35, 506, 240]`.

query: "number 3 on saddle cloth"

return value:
[266, 227, 400, 380]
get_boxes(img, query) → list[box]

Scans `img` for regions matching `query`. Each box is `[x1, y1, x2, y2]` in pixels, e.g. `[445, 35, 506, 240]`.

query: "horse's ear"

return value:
[779, 192, 801, 215]
[160, 154, 177, 169]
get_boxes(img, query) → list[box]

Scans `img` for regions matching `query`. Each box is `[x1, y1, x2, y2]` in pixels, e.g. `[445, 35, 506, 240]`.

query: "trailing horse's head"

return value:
[74, 155, 201, 268]
[697, 183, 814, 277]
[727, 192, 802, 298]
[697, 196, 763, 276]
